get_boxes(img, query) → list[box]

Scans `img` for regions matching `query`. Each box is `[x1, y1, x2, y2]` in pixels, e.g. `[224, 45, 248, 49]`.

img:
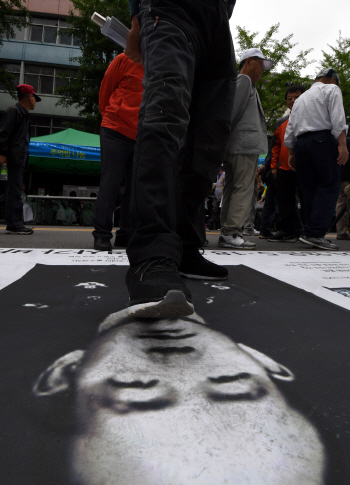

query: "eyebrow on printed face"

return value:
[206, 373, 268, 402]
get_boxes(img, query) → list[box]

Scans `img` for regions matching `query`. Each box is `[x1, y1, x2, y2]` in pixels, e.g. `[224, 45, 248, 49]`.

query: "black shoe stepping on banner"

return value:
[179, 248, 228, 280]
[126, 258, 194, 318]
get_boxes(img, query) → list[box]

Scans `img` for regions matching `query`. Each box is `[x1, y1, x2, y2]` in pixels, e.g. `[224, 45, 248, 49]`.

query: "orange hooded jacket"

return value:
[99, 53, 144, 141]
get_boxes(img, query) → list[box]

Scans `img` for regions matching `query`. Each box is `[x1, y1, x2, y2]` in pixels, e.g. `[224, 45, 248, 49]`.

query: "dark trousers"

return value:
[276, 168, 300, 235]
[92, 127, 134, 240]
[295, 131, 340, 238]
[5, 160, 25, 230]
[126, 0, 237, 266]
[260, 183, 278, 235]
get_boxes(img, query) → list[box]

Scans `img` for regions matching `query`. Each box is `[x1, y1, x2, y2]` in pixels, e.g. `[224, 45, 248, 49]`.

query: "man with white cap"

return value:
[0, 84, 41, 235]
[284, 68, 349, 251]
[219, 48, 273, 249]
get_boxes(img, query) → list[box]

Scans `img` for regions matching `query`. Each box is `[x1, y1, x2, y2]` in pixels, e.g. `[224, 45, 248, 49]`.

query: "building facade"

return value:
[0, 0, 81, 137]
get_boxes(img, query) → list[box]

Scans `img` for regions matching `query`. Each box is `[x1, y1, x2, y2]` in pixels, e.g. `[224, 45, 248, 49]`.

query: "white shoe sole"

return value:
[127, 290, 194, 319]
[218, 242, 256, 250]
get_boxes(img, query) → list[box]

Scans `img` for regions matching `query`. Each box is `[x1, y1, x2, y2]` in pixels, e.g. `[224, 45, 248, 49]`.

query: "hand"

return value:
[271, 168, 277, 178]
[125, 16, 143, 65]
[288, 156, 296, 171]
[337, 144, 349, 166]
[0, 155, 7, 166]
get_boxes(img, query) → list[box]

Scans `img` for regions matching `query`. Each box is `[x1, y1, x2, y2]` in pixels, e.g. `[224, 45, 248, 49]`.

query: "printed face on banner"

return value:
[34, 313, 325, 485]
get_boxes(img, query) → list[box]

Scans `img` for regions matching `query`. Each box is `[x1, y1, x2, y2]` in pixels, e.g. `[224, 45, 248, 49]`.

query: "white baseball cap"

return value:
[240, 48, 273, 71]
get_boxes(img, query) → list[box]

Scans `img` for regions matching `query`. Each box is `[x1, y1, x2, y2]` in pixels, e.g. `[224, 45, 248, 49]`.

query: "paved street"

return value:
[0, 224, 349, 252]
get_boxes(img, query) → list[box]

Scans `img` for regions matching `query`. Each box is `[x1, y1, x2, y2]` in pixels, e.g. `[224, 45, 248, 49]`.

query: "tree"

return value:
[319, 32, 350, 124]
[234, 24, 314, 132]
[55, 0, 130, 134]
[0, 0, 30, 94]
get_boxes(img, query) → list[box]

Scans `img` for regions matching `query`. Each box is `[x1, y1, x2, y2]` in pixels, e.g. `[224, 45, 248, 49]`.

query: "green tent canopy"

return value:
[29, 128, 101, 175]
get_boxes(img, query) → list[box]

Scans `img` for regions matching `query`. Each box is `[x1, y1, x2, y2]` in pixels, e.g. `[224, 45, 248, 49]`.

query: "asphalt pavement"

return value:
[0, 225, 349, 252]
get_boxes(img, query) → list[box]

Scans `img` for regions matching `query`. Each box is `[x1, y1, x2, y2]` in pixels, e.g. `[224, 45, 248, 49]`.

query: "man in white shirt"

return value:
[284, 68, 349, 250]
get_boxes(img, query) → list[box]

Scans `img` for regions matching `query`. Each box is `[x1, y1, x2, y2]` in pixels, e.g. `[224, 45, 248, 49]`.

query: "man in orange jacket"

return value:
[92, 53, 144, 251]
[267, 85, 305, 242]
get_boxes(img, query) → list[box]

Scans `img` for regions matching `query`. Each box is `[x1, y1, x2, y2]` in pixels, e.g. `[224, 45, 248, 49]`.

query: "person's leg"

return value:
[259, 184, 277, 237]
[125, 0, 236, 314]
[304, 134, 340, 238]
[126, 5, 197, 267]
[276, 169, 297, 235]
[114, 149, 135, 247]
[5, 161, 25, 230]
[295, 139, 317, 236]
[243, 179, 258, 235]
[336, 180, 349, 236]
[206, 200, 221, 229]
[221, 154, 258, 237]
[93, 128, 135, 243]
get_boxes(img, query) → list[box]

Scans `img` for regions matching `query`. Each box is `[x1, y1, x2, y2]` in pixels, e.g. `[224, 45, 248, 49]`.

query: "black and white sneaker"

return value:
[299, 236, 339, 251]
[218, 234, 256, 249]
[6, 226, 34, 235]
[267, 231, 295, 242]
[126, 258, 194, 318]
[179, 247, 228, 280]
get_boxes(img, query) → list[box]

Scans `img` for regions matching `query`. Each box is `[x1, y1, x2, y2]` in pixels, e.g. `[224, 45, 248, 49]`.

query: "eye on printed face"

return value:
[69, 319, 326, 485]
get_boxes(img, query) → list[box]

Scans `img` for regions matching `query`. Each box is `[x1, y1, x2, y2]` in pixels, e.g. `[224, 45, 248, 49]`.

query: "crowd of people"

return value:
[0, 0, 349, 319]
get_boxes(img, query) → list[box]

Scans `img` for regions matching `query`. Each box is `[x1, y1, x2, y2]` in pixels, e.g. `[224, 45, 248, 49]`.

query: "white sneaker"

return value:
[218, 234, 257, 249]
[243, 228, 260, 236]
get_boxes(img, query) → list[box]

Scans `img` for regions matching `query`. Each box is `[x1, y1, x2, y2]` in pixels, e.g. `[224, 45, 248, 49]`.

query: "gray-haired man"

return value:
[219, 48, 272, 249]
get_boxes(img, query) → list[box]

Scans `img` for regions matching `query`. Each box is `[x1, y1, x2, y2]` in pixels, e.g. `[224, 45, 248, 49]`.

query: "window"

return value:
[0, 63, 21, 90]
[30, 117, 69, 137]
[6, 23, 26, 41]
[28, 17, 80, 46]
[25, 64, 77, 95]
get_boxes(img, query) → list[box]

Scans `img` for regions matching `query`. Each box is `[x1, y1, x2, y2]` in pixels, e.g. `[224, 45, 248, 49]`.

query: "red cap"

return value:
[16, 84, 41, 102]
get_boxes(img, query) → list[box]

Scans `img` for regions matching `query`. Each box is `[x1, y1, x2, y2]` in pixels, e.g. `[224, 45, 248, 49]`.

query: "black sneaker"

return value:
[179, 248, 228, 280]
[126, 258, 194, 318]
[94, 237, 112, 251]
[259, 231, 273, 239]
[6, 226, 34, 235]
[299, 236, 339, 251]
[267, 231, 295, 242]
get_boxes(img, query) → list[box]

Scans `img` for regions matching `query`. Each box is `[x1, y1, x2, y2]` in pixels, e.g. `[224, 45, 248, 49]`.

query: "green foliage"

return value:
[55, 0, 130, 134]
[235, 24, 314, 131]
[319, 32, 350, 124]
[0, 0, 30, 94]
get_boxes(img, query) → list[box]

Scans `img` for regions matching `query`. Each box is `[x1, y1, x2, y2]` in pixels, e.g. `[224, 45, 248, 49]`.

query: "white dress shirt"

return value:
[284, 82, 347, 148]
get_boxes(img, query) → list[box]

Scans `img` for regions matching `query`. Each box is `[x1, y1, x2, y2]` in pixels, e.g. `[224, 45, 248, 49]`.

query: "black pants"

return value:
[92, 127, 134, 240]
[295, 131, 340, 238]
[276, 168, 301, 235]
[259, 183, 278, 235]
[5, 159, 25, 230]
[126, 0, 237, 266]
